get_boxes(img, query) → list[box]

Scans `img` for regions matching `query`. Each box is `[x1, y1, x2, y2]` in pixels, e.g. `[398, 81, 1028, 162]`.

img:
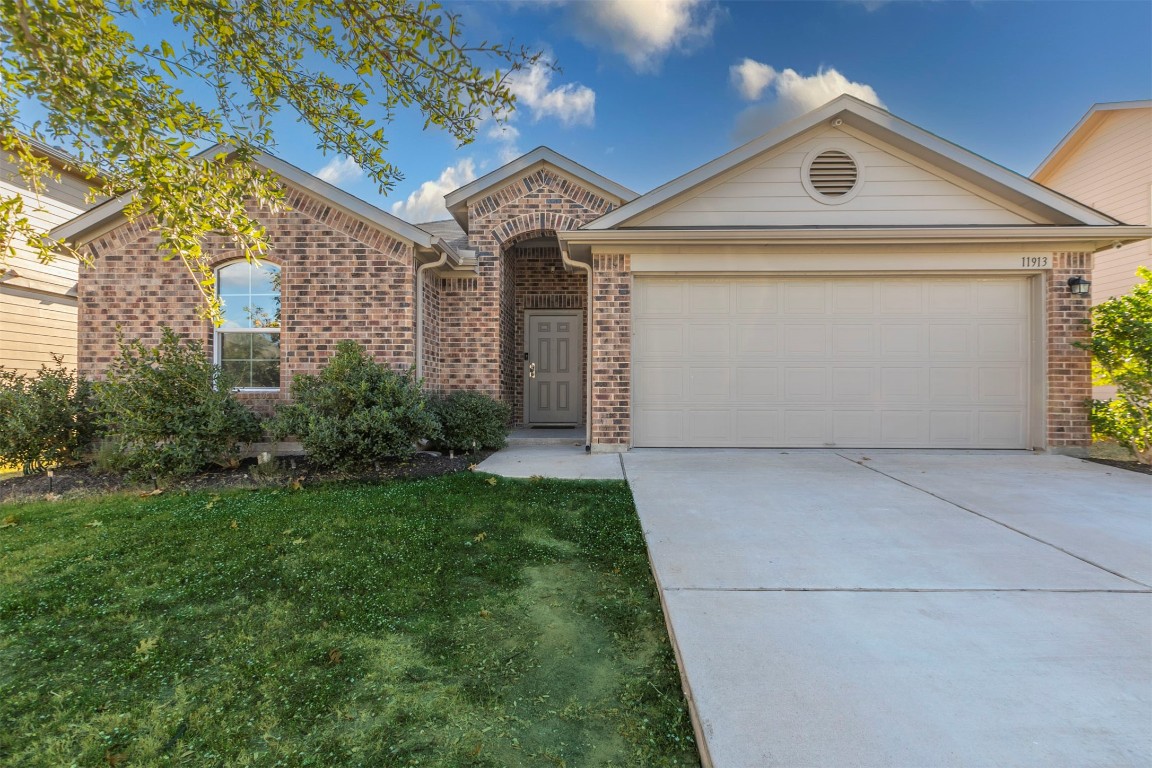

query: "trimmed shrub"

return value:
[429, 390, 510, 453]
[94, 328, 263, 483]
[0, 356, 95, 474]
[271, 340, 440, 468]
[1082, 267, 1152, 464]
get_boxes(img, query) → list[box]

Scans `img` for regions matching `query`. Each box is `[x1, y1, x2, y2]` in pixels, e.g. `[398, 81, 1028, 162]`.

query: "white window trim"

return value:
[214, 262, 281, 393]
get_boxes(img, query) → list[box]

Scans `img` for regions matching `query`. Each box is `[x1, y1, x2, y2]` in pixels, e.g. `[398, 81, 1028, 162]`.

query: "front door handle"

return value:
[529, 362, 537, 379]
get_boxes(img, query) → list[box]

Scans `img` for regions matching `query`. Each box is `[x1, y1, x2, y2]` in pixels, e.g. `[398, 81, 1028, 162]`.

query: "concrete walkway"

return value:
[475, 444, 624, 480]
[625, 450, 1152, 768]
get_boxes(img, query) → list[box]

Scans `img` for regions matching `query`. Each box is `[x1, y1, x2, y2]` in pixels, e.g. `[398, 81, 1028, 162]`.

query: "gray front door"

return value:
[527, 312, 581, 424]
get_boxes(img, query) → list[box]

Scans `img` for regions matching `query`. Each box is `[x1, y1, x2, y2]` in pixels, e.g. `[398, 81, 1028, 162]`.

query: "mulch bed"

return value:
[0, 450, 495, 505]
[1082, 457, 1152, 476]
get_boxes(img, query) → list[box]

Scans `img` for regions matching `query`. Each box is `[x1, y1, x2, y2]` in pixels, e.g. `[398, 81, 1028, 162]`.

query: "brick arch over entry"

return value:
[492, 212, 583, 251]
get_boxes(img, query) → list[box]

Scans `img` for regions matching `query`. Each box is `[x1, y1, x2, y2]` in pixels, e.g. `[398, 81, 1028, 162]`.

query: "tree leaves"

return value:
[0, 0, 538, 319]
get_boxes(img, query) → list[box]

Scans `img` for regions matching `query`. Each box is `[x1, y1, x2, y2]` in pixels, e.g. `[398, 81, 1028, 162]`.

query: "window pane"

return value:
[220, 333, 251, 360]
[245, 295, 280, 328]
[217, 264, 250, 293]
[221, 359, 250, 387]
[219, 294, 248, 329]
[250, 333, 280, 361]
[251, 263, 280, 295]
[251, 360, 280, 388]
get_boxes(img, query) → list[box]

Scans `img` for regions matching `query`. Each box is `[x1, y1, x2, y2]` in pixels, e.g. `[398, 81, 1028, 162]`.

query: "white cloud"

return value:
[486, 123, 522, 164]
[315, 155, 363, 186]
[733, 65, 885, 140]
[389, 158, 477, 223]
[567, 0, 720, 73]
[730, 58, 777, 101]
[505, 61, 595, 127]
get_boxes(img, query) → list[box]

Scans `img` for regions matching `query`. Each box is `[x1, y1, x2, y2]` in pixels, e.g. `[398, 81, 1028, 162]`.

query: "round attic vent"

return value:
[807, 149, 859, 198]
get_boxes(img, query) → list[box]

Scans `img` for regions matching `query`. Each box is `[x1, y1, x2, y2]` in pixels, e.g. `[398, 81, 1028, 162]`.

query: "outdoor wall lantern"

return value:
[1067, 276, 1091, 296]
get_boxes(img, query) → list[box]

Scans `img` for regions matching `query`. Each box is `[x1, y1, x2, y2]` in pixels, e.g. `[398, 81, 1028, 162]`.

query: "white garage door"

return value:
[633, 276, 1032, 448]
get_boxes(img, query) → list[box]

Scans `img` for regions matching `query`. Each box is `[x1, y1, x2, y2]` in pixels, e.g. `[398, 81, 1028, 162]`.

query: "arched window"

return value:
[216, 260, 281, 390]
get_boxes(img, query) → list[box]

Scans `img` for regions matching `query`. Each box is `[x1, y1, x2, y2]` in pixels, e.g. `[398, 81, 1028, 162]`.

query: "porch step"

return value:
[506, 426, 586, 447]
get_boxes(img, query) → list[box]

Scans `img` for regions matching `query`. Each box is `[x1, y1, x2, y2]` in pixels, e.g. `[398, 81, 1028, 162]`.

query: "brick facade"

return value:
[74, 161, 1102, 454]
[590, 254, 631, 450]
[460, 166, 618, 424]
[1046, 251, 1094, 452]
[78, 185, 416, 416]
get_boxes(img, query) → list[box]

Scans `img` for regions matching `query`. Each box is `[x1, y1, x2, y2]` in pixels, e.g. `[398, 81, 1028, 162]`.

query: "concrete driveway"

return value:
[623, 450, 1152, 768]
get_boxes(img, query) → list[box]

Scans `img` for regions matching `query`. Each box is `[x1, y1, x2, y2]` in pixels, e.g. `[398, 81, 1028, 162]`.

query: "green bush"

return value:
[94, 328, 263, 484]
[271, 340, 440, 468]
[1082, 267, 1152, 464]
[0, 356, 95, 474]
[429, 390, 510, 453]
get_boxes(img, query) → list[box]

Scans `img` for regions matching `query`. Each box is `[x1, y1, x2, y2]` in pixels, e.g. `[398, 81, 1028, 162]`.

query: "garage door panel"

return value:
[687, 282, 731, 314]
[832, 325, 875, 356]
[735, 368, 780, 399]
[689, 367, 731, 399]
[735, 410, 783, 442]
[785, 368, 829, 400]
[783, 282, 826, 314]
[879, 324, 925, 357]
[734, 323, 779, 355]
[633, 276, 1031, 448]
[687, 324, 730, 356]
[735, 283, 779, 313]
[785, 324, 828, 355]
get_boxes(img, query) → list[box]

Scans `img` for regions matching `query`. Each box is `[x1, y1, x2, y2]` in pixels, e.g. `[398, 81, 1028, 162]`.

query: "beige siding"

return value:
[0, 154, 90, 291]
[1037, 108, 1152, 302]
[631, 127, 1037, 228]
[0, 152, 93, 373]
[0, 286, 78, 374]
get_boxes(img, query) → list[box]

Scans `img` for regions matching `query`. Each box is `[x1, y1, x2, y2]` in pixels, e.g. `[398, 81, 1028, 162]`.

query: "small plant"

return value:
[271, 340, 440, 468]
[1081, 267, 1152, 464]
[429, 390, 510, 453]
[94, 327, 263, 484]
[0, 356, 95, 474]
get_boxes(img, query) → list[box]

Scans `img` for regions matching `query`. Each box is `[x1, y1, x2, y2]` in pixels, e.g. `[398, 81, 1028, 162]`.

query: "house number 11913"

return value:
[1021, 256, 1049, 268]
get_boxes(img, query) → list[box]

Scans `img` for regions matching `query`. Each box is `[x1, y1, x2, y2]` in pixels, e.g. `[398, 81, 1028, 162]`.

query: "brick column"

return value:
[590, 254, 631, 451]
[1046, 251, 1094, 454]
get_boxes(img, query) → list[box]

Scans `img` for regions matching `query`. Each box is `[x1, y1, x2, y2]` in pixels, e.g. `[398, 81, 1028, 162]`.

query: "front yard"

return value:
[0, 473, 697, 767]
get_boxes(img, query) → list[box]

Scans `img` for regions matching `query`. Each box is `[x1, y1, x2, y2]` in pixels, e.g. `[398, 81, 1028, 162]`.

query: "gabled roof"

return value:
[50, 144, 444, 253]
[443, 146, 637, 229]
[1032, 100, 1152, 183]
[584, 94, 1120, 230]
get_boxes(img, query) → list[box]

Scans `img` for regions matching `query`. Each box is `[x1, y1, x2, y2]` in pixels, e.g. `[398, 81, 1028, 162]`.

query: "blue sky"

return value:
[322, 0, 1150, 223]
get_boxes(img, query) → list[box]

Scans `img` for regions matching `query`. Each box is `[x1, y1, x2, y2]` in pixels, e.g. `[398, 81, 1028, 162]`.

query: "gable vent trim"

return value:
[802, 146, 863, 205]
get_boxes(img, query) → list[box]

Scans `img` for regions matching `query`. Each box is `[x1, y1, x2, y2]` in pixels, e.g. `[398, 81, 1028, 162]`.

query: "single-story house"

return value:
[0, 140, 95, 375]
[54, 95, 1152, 454]
[1032, 100, 1152, 303]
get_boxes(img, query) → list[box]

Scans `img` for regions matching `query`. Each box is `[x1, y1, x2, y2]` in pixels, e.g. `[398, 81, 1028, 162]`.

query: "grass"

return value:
[0, 473, 697, 767]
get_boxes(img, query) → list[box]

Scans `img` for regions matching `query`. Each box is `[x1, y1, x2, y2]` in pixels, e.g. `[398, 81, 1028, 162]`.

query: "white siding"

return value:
[631, 127, 1037, 228]
[1037, 108, 1152, 302]
[0, 153, 92, 374]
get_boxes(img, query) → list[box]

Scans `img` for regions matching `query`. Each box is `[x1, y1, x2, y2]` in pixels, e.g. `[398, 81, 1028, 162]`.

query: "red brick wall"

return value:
[455, 166, 619, 411]
[1046, 251, 1094, 451]
[590, 254, 631, 450]
[78, 185, 416, 415]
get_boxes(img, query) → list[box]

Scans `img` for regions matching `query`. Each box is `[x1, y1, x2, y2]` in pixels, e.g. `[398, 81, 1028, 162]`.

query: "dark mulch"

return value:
[0, 450, 494, 505]
[1083, 457, 1152, 476]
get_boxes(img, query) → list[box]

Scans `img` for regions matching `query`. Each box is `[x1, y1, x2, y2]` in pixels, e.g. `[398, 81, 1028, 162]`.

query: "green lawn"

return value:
[0, 473, 697, 767]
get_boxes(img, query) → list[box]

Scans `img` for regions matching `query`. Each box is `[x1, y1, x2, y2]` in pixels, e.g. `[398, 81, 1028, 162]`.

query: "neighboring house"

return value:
[54, 95, 1151, 454]
[0, 141, 95, 374]
[1033, 101, 1152, 302]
